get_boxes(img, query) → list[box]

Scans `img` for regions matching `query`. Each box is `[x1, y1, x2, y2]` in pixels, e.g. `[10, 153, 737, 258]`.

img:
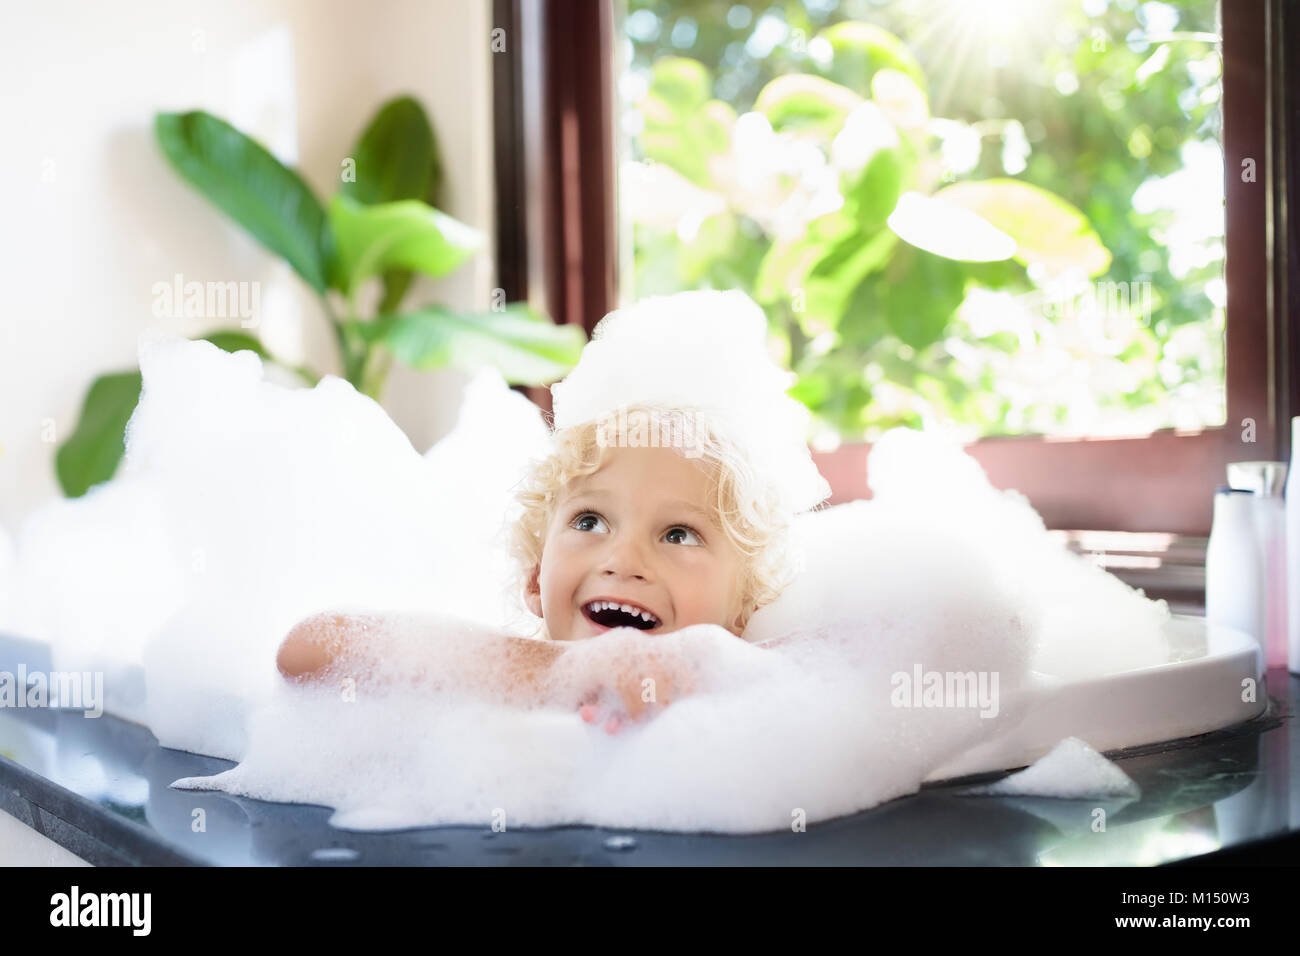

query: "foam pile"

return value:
[0, 338, 1170, 832]
[958, 737, 1140, 798]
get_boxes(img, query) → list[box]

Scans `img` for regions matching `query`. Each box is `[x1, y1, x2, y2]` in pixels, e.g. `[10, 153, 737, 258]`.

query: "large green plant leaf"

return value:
[754, 209, 858, 305]
[804, 228, 898, 328]
[639, 57, 735, 188]
[841, 141, 907, 230]
[878, 247, 968, 350]
[340, 95, 439, 206]
[935, 179, 1112, 276]
[365, 304, 587, 384]
[754, 74, 863, 137]
[813, 22, 926, 93]
[340, 95, 443, 312]
[154, 111, 332, 293]
[328, 194, 483, 297]
[55, 371, 143, 498]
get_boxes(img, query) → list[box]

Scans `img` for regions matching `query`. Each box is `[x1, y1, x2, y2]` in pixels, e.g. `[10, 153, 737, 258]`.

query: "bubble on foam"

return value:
[7, 338, 1173, 832]
[959, 737, 1140, 799]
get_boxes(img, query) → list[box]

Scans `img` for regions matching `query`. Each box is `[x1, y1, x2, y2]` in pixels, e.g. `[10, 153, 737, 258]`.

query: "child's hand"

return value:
[549, 629, 704, 734]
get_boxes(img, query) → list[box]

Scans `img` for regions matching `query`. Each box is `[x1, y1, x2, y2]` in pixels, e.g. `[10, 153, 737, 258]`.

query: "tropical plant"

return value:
[622, 0, 1224, 442]
[57, 96, 585, 497]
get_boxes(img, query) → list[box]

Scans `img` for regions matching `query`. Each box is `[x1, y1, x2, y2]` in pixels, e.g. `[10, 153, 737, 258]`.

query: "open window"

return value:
[494, 0, 1299, 608]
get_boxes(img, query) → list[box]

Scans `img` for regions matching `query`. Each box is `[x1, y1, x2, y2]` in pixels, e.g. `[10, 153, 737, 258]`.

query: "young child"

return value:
[277, 290, 831, 733]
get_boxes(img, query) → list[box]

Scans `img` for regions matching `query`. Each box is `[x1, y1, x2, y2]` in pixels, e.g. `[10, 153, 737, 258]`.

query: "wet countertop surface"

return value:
[1, 633, 1297, 866]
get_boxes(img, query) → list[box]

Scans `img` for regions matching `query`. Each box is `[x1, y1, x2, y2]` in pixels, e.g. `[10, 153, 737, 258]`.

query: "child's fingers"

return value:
[604, 714, 623, 735]
[578, 702, 600, 723]
[620, 683, 645, 720]
[658, 672, 674, 708]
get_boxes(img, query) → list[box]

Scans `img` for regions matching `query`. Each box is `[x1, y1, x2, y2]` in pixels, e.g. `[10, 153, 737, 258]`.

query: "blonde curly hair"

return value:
[503, 404, 807, 640]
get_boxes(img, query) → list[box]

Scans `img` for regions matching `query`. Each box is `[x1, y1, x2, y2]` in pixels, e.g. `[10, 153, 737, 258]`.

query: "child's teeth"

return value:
[587, 600, 657, 625]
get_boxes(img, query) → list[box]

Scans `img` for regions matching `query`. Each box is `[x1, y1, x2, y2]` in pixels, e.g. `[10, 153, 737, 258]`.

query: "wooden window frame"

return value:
[494, 0, 1298, 535]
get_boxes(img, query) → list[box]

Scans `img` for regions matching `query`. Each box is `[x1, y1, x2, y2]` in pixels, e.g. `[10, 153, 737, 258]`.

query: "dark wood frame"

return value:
[493, 0, 1298, 534]
[494, 0, 617, 421]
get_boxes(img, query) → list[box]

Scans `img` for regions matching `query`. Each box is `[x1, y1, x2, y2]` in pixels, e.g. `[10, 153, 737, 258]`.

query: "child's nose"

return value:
[600, 536, 651, 580]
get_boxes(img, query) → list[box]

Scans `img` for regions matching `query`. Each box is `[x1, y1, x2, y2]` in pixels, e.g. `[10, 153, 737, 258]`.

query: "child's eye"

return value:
[571, 511, 608, 533]
[664, 525, 703, 547]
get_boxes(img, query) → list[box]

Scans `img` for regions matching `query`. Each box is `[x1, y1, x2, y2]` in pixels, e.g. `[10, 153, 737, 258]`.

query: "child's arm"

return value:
[276, 612, 567, 708]
[276, 613, 722, 732]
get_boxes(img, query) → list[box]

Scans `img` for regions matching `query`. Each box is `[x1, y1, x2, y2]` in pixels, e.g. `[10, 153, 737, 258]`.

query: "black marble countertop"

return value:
[1, 632, 1296, 866]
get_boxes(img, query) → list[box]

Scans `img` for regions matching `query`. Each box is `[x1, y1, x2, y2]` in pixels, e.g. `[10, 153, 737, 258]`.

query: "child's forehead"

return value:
[568, 446, 712, 490]
[560, 471, 720, 524]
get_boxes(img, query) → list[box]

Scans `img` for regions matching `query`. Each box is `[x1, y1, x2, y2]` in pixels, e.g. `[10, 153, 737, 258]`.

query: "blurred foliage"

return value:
[58, 96, 586, 497]
[619, 0, 1225, 441]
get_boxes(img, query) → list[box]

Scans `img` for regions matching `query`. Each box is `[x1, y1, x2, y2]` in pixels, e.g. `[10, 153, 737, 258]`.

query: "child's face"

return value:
[525, 445, 748, 642]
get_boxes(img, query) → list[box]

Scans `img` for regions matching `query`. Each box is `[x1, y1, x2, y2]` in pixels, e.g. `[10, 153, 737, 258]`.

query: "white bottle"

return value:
[1206, 486, 1264, 653]
[1287, 417, 1300, 674]
[1227, 460, 1289, 669]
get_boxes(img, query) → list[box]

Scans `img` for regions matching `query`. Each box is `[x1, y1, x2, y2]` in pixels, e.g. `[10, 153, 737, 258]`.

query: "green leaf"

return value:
[200, 329, 319, 385]
[878, 247, 968, 351]
[328, 194, 483, 297]
[56, 372, 142, 497]
[367, 304, 587, 384]
[842, 144, 906, 230]
[935, 179, 1112, 277]
[200, 329, 270, 358]
[55, 330, 327, 497]
[754, 209, 857, 305]
[154, 110, 332, 293]
[340, 95, 442, 312]
[639, 57, 735, 188]
[814, 22, 926, 94]
[340, 95, 440, 206]
[805, 228, 899, 326]
[754, 74, 863, 137]
[676, 212, 737, 285]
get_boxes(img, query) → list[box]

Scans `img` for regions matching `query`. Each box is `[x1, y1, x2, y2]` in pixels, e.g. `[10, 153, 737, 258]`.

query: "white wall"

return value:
[0, 0, 494, 530]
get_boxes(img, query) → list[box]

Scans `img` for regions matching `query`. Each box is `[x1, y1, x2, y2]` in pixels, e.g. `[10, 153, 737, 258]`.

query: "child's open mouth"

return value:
[581, 599, 662, 632]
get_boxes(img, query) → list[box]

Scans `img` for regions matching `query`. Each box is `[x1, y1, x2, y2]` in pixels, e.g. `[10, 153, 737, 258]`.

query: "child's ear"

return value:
[524, 565, 542, 618]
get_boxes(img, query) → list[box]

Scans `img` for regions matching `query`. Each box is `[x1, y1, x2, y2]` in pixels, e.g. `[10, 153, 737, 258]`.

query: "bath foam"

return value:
[5, 339, 1173, 831]
[745, 426, 1171, 678]
[958, 736, 1140, 799]
[175, 551, 1041, 833]
[172, 457, 1045, 832]
[6, 338, 551, 757]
